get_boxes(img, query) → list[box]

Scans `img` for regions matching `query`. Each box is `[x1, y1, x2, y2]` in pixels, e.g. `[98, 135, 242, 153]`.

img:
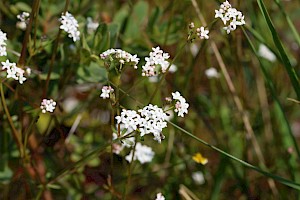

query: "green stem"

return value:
[18, 0, 41, 67]
[148, 43, 187, 103]
[43, 0, 70, 98]
[0, 83, 24, 158]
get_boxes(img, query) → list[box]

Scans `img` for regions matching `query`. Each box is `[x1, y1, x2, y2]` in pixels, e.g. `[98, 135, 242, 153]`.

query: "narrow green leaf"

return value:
[169, 121, 300, 190]
[257, 0, 300, 100]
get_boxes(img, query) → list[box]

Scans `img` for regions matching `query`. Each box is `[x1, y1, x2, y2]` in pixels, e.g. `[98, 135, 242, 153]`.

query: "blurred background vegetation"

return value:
[1, 0, 300, 199]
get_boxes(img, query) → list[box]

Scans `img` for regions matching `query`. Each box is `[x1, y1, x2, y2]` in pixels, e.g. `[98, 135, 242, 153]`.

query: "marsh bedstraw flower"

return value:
[1, 60, 27, 84]
[100, 49, 139, 69]
[155, 193, 165, 200]
[197, 26, 209, 40]
[125, 142, 155, 164]
[16, 12, 30, 30]
[60, 12, 80, 42]
[142, 47, 170, 77]
[100, 86, 114, 99]
[40, 99, 56, 113]
[205, 67, 220, 78]
[0, 29, 7, 56]
[258, 44, 276, 62]
[171, 91, 189, 117]
[115, 104, 168, 143]
[215, 1, 245, 34]
[87, 17, 99, 33]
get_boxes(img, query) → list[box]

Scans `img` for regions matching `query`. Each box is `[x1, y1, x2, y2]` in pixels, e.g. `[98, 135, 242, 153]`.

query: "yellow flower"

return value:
[192, 153, 208, 165]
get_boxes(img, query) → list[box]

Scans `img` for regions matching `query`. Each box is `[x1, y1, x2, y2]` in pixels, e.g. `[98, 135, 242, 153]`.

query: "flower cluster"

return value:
[86, 17, 99, 34]
[60, 12, 80, 42]
[188, 22, 209, 41]
[196, 26, 209, 40]
[215, 1, 245, 34]
[100, 49, 139, 69]
[155, 193, 165, 200]
[115, 104, 168, 143]
[171, 91, 189, 117]
[125, 142, 155, 164]
[100, 86, 114, 99]
[16, 12, 30, 30]
[40, 99, 57, 113]
[0, 29, 7, 56]
[138, 104, 168, 143]
[1, 60, 27, 84]
[141, 47, 170, 77]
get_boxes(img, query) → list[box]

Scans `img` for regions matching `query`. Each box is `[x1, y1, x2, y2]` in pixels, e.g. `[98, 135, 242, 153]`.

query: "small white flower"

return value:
[197, 26, 209, 40]
[86, 17, 99, 33]
[171, 91, 189, 117]
[192, 171, 205, 185]
[60, 12, 80, 42]
[100, 49, 139, 69]
[142, 46, 170, 77]
[125, 142, 155, 164]
[0, 29, 7, 56]
[258, 44, 276, 62]
[1, 59, 27, 84]
[115, 109, 141, 131]
[100, 86, 114, 99]
[215, 1, 245, 34]
[155, 193, 165, 200]
[205, 67, 220, 78]
[16, 12, 30, 30]
[40, 99, 56, 113]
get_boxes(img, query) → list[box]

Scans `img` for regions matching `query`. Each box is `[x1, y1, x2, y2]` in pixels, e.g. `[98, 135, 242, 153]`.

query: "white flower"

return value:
[40, 99, 56, 113]
[100, 49, 139, 69]
[141, 46, 170, 77]
[155, 193, 165, 200]
[115, 109, 141, 131]
[125, 142, 154, 164]
[258, 44, 276, 62]
[192, 171, 205, 185]
[215, 1, 245, 34]
[1, 60, 27, 84]
[0, 29, 7, 56]
[86, 17, 99, 33]
[205, 67, 220, 78]
[16, 12, 30, 30]
[138, 104, 168, 143]
[100, 86, 114, 99]
[60, 12, 80, 42]
[171, 91, 189, 117]
[197, 26, 209, 39]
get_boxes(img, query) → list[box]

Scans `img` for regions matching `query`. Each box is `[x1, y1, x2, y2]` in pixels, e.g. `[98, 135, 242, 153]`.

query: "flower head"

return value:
[171, 91, 189, 117]
[100, 49, 139, 69]
[155, 193, 165, 200]
[125, 142, 155, 164]
[141, 46, 170, 77]
[196, 26, 209, 40]
[60, 12, 80, 41]
[215, 1, 245, 34]
[1, 60, 27, 84]
[86, 17, 99, 34]
[40, 99, 56, 113]
[192, 153, 208, 165]
[205, 67, 220, 78]
[0, 29, 7, 56]
[100, 86, 114, 99]
[16, 12, 30, 30]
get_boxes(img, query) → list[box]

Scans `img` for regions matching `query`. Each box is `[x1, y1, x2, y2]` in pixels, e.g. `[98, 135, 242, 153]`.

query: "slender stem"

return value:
[43, 0, 70, 98]
[0, 83, 24, 158]
[148, 43, 187, 103]
[18, 0, 41, 67]
[122, 140, 137, 200]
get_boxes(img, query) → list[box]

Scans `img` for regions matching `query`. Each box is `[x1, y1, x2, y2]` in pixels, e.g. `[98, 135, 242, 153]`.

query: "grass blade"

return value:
[257, 0, 300, 100]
